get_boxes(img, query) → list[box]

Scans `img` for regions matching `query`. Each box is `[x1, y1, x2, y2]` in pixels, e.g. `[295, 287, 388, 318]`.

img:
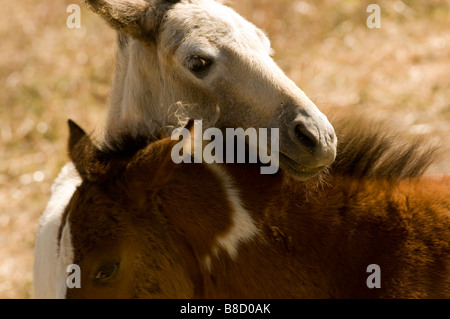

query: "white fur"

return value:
[33, 162, 80, 298]
[204, 164, 259, 270]
[56, 222, 74, 299]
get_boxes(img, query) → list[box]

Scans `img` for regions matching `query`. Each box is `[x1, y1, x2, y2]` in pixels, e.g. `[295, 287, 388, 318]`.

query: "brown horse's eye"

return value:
[94, 263, 119, 281]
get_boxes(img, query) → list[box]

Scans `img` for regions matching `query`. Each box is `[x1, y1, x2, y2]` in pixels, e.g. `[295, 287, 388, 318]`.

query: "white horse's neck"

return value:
[107, 38, 168, 139]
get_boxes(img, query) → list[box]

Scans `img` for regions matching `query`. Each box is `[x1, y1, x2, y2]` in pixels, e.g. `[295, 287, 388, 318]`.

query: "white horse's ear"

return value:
[85, 0, 179, 41]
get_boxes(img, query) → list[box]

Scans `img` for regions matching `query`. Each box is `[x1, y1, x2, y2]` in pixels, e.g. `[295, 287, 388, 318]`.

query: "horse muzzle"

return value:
[272, 103, 337, 180]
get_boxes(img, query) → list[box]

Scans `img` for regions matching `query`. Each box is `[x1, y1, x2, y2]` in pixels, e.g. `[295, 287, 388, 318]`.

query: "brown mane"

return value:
[97, 116, 442, 181]
[329, 114, 440, 179]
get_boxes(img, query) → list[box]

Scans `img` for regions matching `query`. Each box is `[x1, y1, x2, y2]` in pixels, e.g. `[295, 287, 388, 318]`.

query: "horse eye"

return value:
[94, 263, 119, 281]
[186, 55, 211, 75]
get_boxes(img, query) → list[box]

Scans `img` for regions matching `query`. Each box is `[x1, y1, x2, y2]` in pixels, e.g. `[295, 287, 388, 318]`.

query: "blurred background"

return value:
[0, 0, 449, 298]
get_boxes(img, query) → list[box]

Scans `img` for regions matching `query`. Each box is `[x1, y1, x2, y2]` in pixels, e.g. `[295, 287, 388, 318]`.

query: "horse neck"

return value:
[155, 161, 370, 298]
[157, 162, 449, 298]
[106, 39, 167, 140]
[263, 174, 450, 298]
[157, 162, 318, 297]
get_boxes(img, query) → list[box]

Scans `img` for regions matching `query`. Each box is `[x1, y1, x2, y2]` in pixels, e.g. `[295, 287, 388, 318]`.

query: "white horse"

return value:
[34, 0, 337, 298]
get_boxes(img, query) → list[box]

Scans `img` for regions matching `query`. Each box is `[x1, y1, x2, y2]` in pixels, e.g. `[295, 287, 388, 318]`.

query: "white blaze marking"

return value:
[204, 164, 259, 270]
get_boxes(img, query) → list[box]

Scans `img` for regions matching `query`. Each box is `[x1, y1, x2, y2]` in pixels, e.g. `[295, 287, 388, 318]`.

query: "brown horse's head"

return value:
[60, 120, 199, 298]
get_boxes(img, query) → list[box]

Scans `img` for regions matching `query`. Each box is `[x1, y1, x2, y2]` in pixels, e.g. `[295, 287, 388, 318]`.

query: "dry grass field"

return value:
[0, 0, 449, 298]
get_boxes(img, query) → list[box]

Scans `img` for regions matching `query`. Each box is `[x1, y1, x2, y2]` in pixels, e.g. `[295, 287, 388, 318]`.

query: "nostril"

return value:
[295, 124, 317, 150]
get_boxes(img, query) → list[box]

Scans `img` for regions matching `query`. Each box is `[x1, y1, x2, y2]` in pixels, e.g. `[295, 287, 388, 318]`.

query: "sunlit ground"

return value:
[0, 0, 448, 298]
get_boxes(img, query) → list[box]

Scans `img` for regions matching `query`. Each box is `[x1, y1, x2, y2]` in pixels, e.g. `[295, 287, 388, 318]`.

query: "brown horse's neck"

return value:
[157, 162, 450, 298]
[235, 172, 450, 298]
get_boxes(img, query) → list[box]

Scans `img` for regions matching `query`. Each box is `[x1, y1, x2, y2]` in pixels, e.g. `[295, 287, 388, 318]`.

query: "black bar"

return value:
[2, 299, 447, 317]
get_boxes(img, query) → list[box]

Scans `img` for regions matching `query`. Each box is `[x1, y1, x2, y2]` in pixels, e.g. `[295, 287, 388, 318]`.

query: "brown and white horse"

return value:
[34, 0, 338, 298]
[59, 119, 449, 299]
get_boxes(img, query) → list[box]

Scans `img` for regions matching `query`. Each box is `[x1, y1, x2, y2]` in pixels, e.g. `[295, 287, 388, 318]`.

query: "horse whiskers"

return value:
[167, 102, 221, 130]
[297, 168, 332, 203]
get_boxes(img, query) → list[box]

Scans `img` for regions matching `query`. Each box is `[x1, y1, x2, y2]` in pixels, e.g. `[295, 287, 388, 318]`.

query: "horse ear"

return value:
[85, 0, 180, 41]
[68, 119, 87, 151]
[68, 120, 109, 182]
[125, 119, 195, 190]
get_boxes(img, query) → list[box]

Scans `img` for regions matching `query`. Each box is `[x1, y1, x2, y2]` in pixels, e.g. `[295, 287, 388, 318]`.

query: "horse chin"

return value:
[278, 153, 327, 181]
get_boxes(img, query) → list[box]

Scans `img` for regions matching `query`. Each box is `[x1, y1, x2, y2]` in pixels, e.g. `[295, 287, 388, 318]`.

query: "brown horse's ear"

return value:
[125, 119, 195, 190]
[68, 120, 110, 182]
[85, 0, 180, 42]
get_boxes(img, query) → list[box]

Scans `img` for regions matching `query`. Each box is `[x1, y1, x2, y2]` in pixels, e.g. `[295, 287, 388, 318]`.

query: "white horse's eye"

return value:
[186, 55, 211, 76]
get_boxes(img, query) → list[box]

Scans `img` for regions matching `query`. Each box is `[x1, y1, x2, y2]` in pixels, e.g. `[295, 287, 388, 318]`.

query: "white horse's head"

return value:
[87, 0, 337, 179]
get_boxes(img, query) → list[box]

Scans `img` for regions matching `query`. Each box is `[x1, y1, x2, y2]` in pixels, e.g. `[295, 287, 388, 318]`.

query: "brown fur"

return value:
[64, 119, 449, 298]
[328, 113, 441, 179]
